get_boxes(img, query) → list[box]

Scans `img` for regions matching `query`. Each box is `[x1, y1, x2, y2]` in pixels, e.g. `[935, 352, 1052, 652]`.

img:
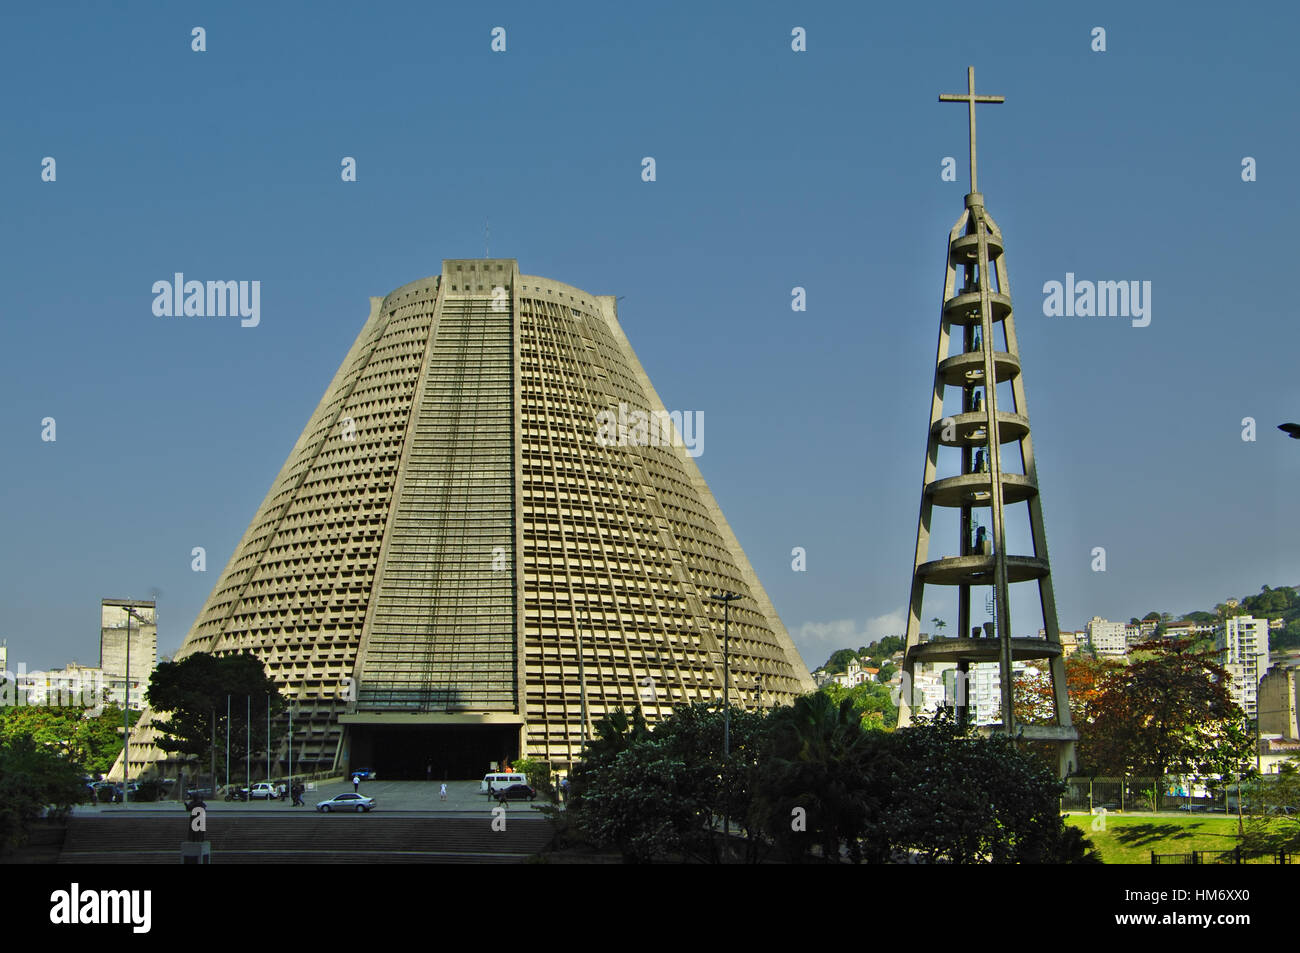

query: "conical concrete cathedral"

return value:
[126, 260, 813, 780]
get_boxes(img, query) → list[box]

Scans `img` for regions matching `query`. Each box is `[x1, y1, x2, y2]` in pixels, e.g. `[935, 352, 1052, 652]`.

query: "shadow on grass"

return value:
[1112, 823, 1198, 847]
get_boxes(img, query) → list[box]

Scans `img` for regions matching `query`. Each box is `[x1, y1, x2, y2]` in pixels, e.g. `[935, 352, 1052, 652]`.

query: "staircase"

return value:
[59, 812, 553, 864]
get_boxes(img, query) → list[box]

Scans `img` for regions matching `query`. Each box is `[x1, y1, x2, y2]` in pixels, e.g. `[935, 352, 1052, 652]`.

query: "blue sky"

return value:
[2, 1, 1298, 673]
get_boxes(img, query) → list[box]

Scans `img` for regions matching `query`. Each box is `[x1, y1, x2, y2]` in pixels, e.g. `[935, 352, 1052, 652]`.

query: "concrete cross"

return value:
[939, 66, 1004, 193]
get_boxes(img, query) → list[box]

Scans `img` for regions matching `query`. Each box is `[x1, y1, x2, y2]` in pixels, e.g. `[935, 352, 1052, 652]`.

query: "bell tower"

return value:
[897, 68, 1077, 777]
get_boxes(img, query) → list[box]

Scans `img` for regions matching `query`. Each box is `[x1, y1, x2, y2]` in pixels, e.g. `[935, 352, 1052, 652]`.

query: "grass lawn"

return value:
[1063, 813, 1277, 864]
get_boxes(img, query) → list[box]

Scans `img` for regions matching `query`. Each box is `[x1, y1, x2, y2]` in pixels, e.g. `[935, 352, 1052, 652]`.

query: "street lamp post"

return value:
[577, 609, 589, 750]
[120, 605, 146, 808]
[709, 591, 742, 860]
[709, 592, 741, 756]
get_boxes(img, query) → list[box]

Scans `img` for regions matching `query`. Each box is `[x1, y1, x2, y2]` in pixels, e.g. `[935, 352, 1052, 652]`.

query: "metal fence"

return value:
[1062, 777, 1223, 814]
[1152, 848, 1292, 864]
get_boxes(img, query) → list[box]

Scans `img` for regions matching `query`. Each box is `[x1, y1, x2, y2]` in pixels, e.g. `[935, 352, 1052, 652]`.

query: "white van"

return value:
[481, 772, 528, 794]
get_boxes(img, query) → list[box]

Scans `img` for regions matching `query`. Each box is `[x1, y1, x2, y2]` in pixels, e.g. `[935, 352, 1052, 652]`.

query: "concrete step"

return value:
[60, 814, 553, 864]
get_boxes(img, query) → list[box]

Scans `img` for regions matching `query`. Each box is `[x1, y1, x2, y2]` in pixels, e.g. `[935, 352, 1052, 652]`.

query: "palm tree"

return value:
[754, 693, 880, 862]
[931, 617, 947, 635]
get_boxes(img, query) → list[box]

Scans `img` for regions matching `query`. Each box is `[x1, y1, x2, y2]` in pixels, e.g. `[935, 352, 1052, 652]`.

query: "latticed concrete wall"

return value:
[122, 260, 813, 780]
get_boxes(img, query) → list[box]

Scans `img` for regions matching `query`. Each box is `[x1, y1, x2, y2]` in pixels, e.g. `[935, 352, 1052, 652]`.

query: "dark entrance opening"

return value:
[348, 724, 520, 781]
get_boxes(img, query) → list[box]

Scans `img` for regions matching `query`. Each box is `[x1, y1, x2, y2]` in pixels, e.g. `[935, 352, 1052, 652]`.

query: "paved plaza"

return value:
[73, 779, 560, 816]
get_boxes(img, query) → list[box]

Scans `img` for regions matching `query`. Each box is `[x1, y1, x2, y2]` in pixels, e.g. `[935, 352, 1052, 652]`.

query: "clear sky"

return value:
[2, 1, 1297, 674]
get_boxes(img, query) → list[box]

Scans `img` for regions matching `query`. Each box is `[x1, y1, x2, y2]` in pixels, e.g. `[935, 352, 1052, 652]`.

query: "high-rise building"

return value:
[123, 260, 813, 781]
[1216, 615, 1270, 718]
[100, 599, 156, 710]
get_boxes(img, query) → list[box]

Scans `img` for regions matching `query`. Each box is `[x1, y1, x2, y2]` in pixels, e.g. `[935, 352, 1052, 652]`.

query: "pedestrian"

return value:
[426, 762, 433, 782]
[440, 782, 447, 802]
[352, 774, 360, 793]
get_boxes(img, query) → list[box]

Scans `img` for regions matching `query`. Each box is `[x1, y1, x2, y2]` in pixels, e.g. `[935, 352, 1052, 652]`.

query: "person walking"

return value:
[352, 774, 360, 794]
[440, 782, 447, 802]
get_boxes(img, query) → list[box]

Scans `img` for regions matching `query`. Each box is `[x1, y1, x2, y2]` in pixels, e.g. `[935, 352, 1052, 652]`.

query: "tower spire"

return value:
[899, 68, 1077, 778]
[939, 66, 1004, 194]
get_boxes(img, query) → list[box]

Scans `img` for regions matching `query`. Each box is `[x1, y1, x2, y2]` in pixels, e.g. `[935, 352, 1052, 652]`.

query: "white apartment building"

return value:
[1216, 615, 1270, 718]
[1086, 616, 1129, 656]
[961, 661, 1032, 725]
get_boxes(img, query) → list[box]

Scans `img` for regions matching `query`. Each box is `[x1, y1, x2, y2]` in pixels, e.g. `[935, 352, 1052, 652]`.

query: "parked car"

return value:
[317, 793, 376, 813]
[348, 768, 377, 781]
[494, 783, 536, 802]
[245, 782, 282, 800]
[92, 781, 137, 803]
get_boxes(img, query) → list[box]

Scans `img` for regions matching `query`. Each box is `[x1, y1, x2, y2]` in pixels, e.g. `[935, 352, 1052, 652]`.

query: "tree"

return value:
[883, 710, 1098, 863]
[509, 756, 554, 801]
[0, 701, 137, 777]
[820, 648, 858, 675]
[930, 617, 947, 635]
[820, 681, 897, 730]
[567, 704, 768, 863]
[571, 738, 700, 863]
[1086, 639, 1242, 809]
[146, 652, 284, 780]
[873, 635, 905, 656]
[753, 692, 884, 863]
[1239, 763, 1300, 857]
[0, 734, 86, 851]
[567, 707, 649, 809]
[648, 703, 769, 862]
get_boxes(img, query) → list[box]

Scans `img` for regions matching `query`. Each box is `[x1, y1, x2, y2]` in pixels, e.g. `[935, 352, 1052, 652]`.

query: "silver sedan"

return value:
[316, 793, 376, 813]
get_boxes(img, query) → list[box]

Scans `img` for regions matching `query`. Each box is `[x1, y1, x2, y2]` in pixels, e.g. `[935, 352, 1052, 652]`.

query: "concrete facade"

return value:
[899, 69, 1076, 776]
[1258, 665, 1298, 739]
[122, 260, 813, 782]
[100, 599, 156, 710]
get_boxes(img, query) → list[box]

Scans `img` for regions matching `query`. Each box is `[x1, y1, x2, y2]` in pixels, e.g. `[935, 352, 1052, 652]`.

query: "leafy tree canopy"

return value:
[0, 734, 86, 851]
[146, 652, 284, 766]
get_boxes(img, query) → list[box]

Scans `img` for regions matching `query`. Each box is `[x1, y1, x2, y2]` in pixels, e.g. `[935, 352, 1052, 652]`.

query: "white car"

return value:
[317, 793, 376, 813]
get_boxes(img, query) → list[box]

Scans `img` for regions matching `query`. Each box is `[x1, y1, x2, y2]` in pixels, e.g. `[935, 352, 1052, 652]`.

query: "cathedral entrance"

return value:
[340, 715, 522, 781]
